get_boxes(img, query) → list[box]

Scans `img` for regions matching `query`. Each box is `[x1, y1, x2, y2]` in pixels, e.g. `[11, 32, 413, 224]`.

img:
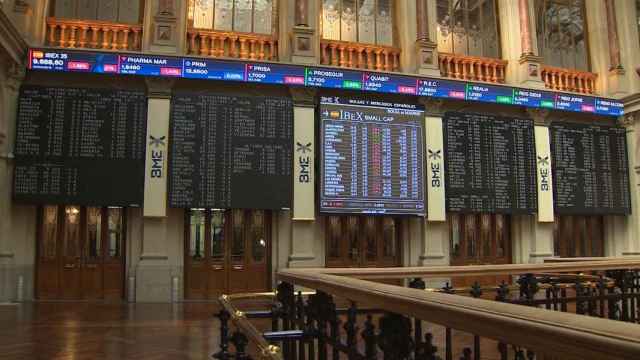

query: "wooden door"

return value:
[81, 207, 103, 299]
[553, 215, 604, 257]
[60, 206, 82, 299]
[103, 208, 125, 300]
[36, 205, 126, 300]
[325, 215, 402, 268]
[450, 213, 511, 288]
[36, 206, 60, 299]
[184, 209, 271, 300]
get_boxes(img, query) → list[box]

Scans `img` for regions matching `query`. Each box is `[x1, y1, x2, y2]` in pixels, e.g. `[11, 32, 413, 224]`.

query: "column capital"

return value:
[145, 78, 175, 98]
[526, 108, 551, 126]
[419, 98, 445, 117]
[289, 87, 316, 107]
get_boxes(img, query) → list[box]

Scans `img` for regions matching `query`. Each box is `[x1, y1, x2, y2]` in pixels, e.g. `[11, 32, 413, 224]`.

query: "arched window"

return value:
[436, 0, 500, 58]
[187, 0, 276, 35]
[52, 0, 143, 24]
[321, 0, 394, 46]
[535, 0, 589, 71]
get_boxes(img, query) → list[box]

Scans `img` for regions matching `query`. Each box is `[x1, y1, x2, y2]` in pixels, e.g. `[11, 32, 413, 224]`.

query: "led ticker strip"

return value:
[28, 48, 624, 116]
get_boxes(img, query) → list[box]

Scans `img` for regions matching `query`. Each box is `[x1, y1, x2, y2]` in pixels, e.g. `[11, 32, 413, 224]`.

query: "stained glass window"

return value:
[535, 0, 589, 71]
[188, 0, 275, 35]
[53, 0, 142, 24]
[322, 0, 394, 46]
[436, 0, 500, 58]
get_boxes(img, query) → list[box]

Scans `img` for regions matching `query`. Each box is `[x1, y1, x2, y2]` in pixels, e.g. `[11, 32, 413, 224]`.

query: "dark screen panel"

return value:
[168, 93, 292, 209]
[550, 122, 631, 215]
[319, 97, 425, 215]
[13, 86, 147, 206]
[443, 112, 537, 214]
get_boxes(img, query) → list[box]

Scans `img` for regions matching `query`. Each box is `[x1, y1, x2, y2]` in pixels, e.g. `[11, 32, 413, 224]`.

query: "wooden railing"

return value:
[46, 18, 142, 51]
[320, 39, 401, 72]
[187, 28, 278, 60]
[438, 52, 507, 84]
[216, 260, 640, 360]
[541, 65, 597, 94]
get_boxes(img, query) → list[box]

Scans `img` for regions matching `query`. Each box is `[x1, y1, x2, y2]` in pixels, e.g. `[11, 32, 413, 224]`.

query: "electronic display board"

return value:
[168, 93, 292, 209]
[550, 122, 631, 215]
[27, 48, 624, 117]
[13, 85, 147, 206]
[443, 112, 537, 214]
[320, 97, 425, 215]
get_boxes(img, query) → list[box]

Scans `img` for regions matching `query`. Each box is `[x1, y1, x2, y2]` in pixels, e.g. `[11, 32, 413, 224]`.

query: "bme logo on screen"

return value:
[297, 141, 312, 183]
[149, 135, 166, 178]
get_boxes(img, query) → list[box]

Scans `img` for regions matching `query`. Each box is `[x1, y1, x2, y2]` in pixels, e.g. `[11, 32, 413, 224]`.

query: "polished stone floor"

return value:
[0, 302, 225, 360]
[0, 302, 508, 360]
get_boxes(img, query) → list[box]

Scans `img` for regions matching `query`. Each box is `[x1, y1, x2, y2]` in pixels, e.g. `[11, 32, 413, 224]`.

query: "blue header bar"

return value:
[28, 48, 624, 117]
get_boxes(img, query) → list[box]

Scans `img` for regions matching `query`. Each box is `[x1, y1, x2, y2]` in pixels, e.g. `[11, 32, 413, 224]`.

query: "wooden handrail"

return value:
[320, 39, 401, 72]
[46, 18, 142, 51]
[277, 264, 640, 360]
[438, 52, 507, 84]
[287, 259, 640, 279]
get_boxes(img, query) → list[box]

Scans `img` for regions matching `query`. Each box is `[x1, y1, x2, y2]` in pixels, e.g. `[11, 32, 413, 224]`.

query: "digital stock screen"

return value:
[28, 48, 624, 117]
[320, 97, 425, 215]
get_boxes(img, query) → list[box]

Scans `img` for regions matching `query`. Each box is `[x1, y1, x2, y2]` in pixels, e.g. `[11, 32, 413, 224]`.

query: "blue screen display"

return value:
[118, 55, 183, 76]
[183, 58, 245, 81]
[363, 73, 417, 94]
[245, 63, 305, 85]
[27, 49, 624, 117]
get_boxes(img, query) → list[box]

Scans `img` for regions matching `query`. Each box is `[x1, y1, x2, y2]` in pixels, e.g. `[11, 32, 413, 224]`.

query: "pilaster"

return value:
[135, 78, 175, 302]
[144, 0, 186, 54]
[415, 0, 439, 77]
[288, 88, 317, 268]
[290, 0, 316, 64]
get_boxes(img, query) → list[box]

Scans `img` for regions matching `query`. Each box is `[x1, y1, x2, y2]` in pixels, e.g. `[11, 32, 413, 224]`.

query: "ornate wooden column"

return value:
[605, 0, 623, 71]
[416, 0, 439, 76]
[518, 0, 533, 56]
[291, 0, 316, 64]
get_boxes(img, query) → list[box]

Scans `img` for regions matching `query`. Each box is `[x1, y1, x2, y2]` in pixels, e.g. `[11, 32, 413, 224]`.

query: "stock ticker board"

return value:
[550, 123, 631, 215]
[168, 93, 293, 209]
[13, 85, 147, 206]
[443, 112, 538, 214]
[319, 97, 425, 215]
[28, 48, 624, 117]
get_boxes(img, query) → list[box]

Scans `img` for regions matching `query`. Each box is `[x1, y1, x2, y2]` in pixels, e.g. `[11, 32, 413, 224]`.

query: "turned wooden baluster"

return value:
[188, 32, 197, 54]
[365, 48, 373, 70]
[375, 49, 383, 71]
[58, 25, 67, 47]
[78, 26, 88, 48]
[111, 28, 120, 50]
[357, 49, 365, 68]
[383, 50, 391, 71]
[239, 38, 248, 59]
[491, 63, 498, 82]
[347, 47, 355, 68]
[249, 39, 257, 59]
[329, 43, 338, 66]
[48, 24, 57, 46]
[90, 26, 100, 48]
[209, 35, 218, 57]
[120, 29, 129, 50]
[337, 45, 346, 67]
[199, 33, 209, 56]
[259, 40, 265, 60]
[101, 27, 111, 49]
[67, 25, 77, 48]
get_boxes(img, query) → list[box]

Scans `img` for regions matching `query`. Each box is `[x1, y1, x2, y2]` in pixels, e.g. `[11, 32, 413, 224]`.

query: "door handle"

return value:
[64, 263, 76, 269]
[232, 265, 243, 270]
[211, 264, 224, 270]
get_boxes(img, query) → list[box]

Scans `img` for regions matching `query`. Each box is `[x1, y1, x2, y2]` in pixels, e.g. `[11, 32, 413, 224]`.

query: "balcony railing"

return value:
[46, 18, 142, 51]
[320, 39, 401, 72]
[541, 65, 597, 94]
[215, 259, 640, 360]
[438, 52, 507, 84]
[187, 28, 278, 60]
